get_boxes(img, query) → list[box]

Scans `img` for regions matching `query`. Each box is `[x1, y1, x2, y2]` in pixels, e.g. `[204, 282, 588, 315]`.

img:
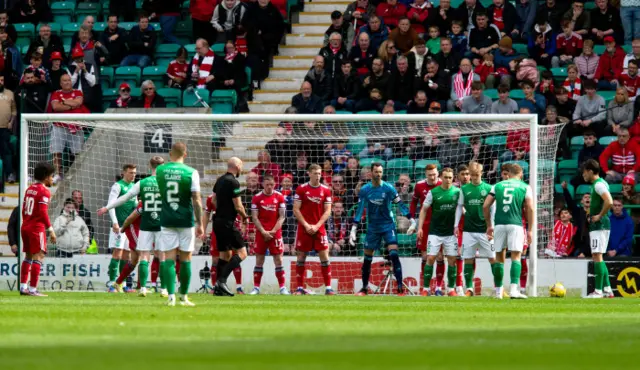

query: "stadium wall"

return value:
[0, 257, 590, 296]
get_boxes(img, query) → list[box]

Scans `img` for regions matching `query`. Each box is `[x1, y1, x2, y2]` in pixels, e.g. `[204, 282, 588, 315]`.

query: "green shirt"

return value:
[113, 179, 136, 226]
[156, 162, 201, 228]
[139, 176, 162, 232]
[490, 179, 531, 226]
[460, 181, 493, 233]
[589, 178, 611, 231]
[425, 186, 461, 237]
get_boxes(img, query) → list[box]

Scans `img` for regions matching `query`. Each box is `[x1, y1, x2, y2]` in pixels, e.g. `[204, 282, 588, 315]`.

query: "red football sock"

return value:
[175, 259, 181, 276]
[253, 266, 263, 288]
[473, 259, 477, 274]
[20, 260, 32, 285]
[421, 259, 426, 287]
[321, 261, 332, 288]
[435, 261, 445, 289]
[275, 266, 285, 288]
[116, 262, 135, 285]
[296, 262, 305, 288]
[520, 257, 528, 289]
[233, 267, 242, 284]
[456, 258, 464, 287]
[211, 264, 217, 283]
[30, 260, 42, 290]
[151, 258, 159, 284]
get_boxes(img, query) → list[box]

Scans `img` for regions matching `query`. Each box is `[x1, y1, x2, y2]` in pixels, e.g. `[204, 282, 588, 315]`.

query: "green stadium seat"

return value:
[555, 183, 574, 198]
[335, 110, 352, 114]
[185, 43, 196, 54]
[386, 158, 414, 183]
[102, 1, 111, 20]
[175, 20, 192, 39]
[61, 23, 80, 40]
[359, 157, 385, 169]
[347, 138, 367, 153]
[509, 89, 525, 100]
[550, 67, 567, 84]
[504, 160, 529, 178]
[347, 121, 370, 134]
[357, 110, 380, 114]
[75, 2, 102, 20]
[157, 88, 181, 107]
[536, 65, 547, 74]
[120, 22, 137, 31]
[100, 66, 115, 87]
[15, 37, 31, 48]
[622, 44, 632, 54]
[538, 159, 556, 175]
[64, 44, 71, 55]
[211, 90, 237, 113]
[14, 23, 35, 40]
[585, 1, 596, 10]
[444, 111, 461, 114]
[599, 90, 616, 104]
[39, 23, 62, 35]
[610, 184, 623, 195]
[395, 110, 407, 114]
[484, 135, 507, 147]
[576, 184, 591, 198]
[570, 136, 584, 152]
[156, 43, 181, 62]
[150, 22, 162, 35]
[93, 22, 106, 32]
[142, 66, 166, 87]
[212, 43, 225, 56]
[512, 43, 528, 56]
[241, 66, 251, 93]
[484, 88, 498, 100]
[21, 45, 29, 58]
[51, 2, 75, 23]
[183, 88, 211, 108]
[102, 87, 118, 111]
[594, 45, 606, 55]
[557, 159, 578, 183]
[114, 66, 142, 87]
[599, 136, 616, 146]
[414, 159, 440, 177]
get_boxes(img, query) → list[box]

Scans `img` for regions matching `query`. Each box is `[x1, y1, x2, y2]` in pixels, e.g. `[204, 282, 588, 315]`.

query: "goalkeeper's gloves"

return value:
[349, 225, 357, 247]
[406, 218, 417, 235]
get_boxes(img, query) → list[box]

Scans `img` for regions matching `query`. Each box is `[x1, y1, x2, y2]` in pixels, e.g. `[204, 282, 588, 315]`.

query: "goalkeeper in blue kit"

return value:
[350, 163, 416, 295]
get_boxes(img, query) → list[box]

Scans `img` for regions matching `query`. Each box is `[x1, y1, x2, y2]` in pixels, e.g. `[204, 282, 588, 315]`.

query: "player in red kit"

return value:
[249, 175, 289, 295]
[408, 164, 444, 294]
[293, 164, 334, 295]
[20, 162, 56, 296]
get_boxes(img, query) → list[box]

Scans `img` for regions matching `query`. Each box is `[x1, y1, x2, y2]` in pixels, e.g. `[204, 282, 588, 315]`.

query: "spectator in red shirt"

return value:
[166, 46, 188, 89]
[251, 150, 282, 186]
[546, 208, 576, 258]
[130, 80, 167, 108]
[501, 119, 530, 163]
[406, 0, 429, 35]
[49, 74, 89, 183]
[553, 19, 583, 68]
[376, 0, 407, 29]
[190, 0, 216, 45]
[619, 59, 640, 100]
[487, 0, 517, 37]
[599, 127, 640, 183]
[594, 36, 626, 90]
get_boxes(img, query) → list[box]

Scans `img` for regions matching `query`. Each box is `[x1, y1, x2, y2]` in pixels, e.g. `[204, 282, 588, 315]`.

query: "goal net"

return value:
[20, 113, 563, 296]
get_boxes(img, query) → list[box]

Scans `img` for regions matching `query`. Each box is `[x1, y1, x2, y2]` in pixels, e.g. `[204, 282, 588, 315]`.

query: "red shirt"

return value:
[21, 182, 52, 232]
[492, 7, 504, 30]
[166, 60, 188, 80]
[619, 72, 640, 98]
[129, 201, 142, 233]
[556, 33, 583, 57]
[50, 89, 88, 133]
[410, 179, 442, 219]
[251, 162, 282, 187]
[375, 3, 407, 28]
[251, 191, 286, 237]
[507, 129, 531, 153]
[294, 182, 332, 232]
[551, 220, 576, 256]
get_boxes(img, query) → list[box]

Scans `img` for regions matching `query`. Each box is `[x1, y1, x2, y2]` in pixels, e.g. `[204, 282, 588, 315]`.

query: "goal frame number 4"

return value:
[144, 124, 173, 153]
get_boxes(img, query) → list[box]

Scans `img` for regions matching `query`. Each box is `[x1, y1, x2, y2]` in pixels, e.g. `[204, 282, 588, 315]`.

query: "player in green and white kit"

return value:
[483, 163, 532, 299]
[98, 156, 166, 297]
[454, 162, 496, 297]
[417, 168, 463, 296]
[156, 143, 204, 306]
[582, 159, 614, 298]
[105, 164, 137, 291]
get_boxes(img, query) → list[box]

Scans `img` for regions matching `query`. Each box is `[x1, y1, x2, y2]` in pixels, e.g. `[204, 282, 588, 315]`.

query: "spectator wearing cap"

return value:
[487, 0, 518, 37]
[599, 127, 640, 184]
[110, 83, 134, 108]
[493, 36, 519, 76]
[100, 15, 128, 66]
[594, 36, 626, 91]
[25, 23, 65, 70]
[461, 81, 492, 114]
[68, 48, 100, 112]
[331, 59, 360, 113]
[406, 90, 429, 114]
[48, 51, 68, 92]
[553, 19, 583, 69]
[563, 0, 590, 38]
[421, 58, 450, 106]
[590, 0, 623, 45]
[166, 46, 189, 89]
[608, 197, 634, 257]
[513, 0, 537, 42]
[621, 174, 640, 225]
[130, 80, 166, 108]
[491, 83, 518, 114]
[324, 11, 355, 52]
[120, 13, 156, 68]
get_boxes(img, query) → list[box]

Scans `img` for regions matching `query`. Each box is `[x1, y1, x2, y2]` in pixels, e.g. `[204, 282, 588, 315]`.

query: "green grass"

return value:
[1, 293, 639, 370]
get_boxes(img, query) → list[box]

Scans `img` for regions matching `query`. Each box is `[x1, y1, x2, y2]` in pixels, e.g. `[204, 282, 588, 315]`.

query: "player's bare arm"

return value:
[293, 200, 311, 232]
[483, 194, 495, 240]
[121, 209, 140, 231]
[192, 191, 204, 239]
[312, 202, 332, 234]
[417, 195, 431, 241]
[591, 191, 613, 223]
[272, 207, 286, 236]
[97, 182, 140, 216]
[232, 196, 248, 220]
[252, 208, 272, 241]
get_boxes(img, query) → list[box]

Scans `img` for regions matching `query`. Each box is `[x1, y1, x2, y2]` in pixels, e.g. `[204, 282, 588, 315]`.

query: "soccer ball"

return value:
[549, 283, 566, 298]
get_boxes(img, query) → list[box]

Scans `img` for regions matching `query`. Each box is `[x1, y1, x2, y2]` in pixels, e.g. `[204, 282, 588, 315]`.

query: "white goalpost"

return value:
[20, 113, 559, 296]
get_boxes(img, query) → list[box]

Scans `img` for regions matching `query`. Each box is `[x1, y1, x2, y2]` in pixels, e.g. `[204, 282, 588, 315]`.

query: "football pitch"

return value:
[1, 293, 638, 370]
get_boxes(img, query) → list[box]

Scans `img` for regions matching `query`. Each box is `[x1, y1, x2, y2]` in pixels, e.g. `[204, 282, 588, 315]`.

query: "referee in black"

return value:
[212, 157, 250, 296]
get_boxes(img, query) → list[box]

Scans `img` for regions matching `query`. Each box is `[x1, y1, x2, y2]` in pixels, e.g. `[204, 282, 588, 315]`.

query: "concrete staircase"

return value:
[1, 184, 32, 256]
[248, 0, 350, 114]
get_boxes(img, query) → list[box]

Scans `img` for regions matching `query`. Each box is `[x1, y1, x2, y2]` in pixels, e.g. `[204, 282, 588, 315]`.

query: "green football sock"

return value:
[138, 261, 149, 288]
[601, 262, 611, 288]
[108, 258, 119, 282]
[179, 261, 192, 295]
[164, 260, 176, 295]
[423, 264, 434, 288]
[510, 260, 521, 285]
[159, 260, 166, 289]
[493, 263, 504, 288]
[118, 259, 127, 274]
[447, 263, 457, 289]
[464, 263, 474, 290]
[594, 261, 604, 291]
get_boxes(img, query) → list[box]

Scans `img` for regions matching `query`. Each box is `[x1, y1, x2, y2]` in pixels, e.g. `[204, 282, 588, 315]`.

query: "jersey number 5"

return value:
[166, 181, 179, 203]
[503, 188, 514, 204]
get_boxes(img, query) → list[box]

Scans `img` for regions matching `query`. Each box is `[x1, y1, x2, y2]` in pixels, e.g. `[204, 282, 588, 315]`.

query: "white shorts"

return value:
[589, 230, 610, 254]
[138, 230, 161, 252]
[50, 125, 84, 154]
[427, 235, 458, 256]
[158, 227, 195, 253]
[462, 232, 495, 259]
[494, 225, 524, 253]
[109, 230, 130, 251]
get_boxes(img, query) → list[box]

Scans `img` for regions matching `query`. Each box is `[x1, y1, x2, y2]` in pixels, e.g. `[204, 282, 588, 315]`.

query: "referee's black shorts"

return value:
[213, 219, 244, 252]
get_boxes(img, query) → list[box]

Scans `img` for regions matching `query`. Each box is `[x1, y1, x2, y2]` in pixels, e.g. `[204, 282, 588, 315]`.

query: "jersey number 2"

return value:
[166, 181, 179, 203]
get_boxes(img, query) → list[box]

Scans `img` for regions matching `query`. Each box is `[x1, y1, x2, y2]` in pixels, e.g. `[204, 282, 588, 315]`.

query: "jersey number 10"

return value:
[23, 197, 35, 215]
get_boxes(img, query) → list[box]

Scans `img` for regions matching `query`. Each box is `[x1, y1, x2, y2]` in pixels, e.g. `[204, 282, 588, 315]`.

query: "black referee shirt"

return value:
[213, 172, 241, 222]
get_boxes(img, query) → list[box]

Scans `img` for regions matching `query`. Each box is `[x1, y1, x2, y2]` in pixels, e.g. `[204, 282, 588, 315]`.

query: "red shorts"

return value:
[124, 225, 139, 251]
[254, 233, 284, 255]
[21, 229, 47, 255]
[295, 229, 329, 253]
[417, 223, 431, 252]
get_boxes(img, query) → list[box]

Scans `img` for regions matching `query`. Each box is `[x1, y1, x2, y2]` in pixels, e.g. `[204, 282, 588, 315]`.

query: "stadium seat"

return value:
[599, 136, 616, 146]
[414, 159, 440, 177]
[14, 23, 35, 40]
[102, 1, 111, 20]
[509, 89, 525, 100]
[75, 2, 102, 20]
[555, 183, 574, 198]
[51, 2, 75, 23]
[142, 66, 166, 87]
[335, 110, 352, 114]
[175, 20, 192, 40]
[156, 44, 181, 63]
[576, 184, 591, 198]
[185, 43, 196, 55]
[211, 90, 237, 113]
[599, 90, 616, 104]
[550, 67, 567, 85]
[512, 43, 528, 56]
[21, 45, 29, 58]
[359, 157, 385, 169]
[570, 136, 584, 153]
[101, 87, 118, 111]
[622, 44, 632, 54]
[39, 23, 62, 35]
[557, 159, 578, 183]
[241, 66, 251, 93]
[100, 66, 115, 87]
[120, 22, 137, 31]
[484, 135, 507, 147]
[93, 22, 106, 32]
[610, 184, 623, 195]
[347, 138, 367, 153]
[61, 23, 80, 41]
[212, 43, 225, 56]
[157, 88, 181, 107]
[114, 66, 142, 87]
[594, 45, 606, 55]
[504, 160, 529, 178]
[395, 110, 407, 114]
[484, 89, 498, 100]
[15, 37, 31, 48]
[386, 158, 414, 183]
[183, 88, 211, 108]
[357, 110, 380, 114]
